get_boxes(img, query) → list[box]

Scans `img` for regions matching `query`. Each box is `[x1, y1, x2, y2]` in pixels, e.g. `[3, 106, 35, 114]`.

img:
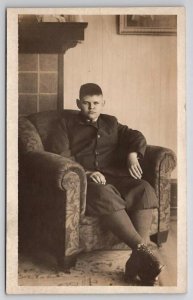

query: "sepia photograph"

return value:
[6, 7, 186, 294]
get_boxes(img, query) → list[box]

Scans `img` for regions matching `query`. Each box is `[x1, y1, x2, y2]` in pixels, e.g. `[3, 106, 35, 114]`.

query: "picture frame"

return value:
[119, 15, 177, 35]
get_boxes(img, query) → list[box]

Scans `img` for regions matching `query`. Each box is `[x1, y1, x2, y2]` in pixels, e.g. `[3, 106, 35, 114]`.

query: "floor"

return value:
[18, 217, 177, 287]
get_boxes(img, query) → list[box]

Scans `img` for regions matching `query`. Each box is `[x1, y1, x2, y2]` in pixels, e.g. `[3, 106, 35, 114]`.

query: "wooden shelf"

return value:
[18, 22, 88, 53]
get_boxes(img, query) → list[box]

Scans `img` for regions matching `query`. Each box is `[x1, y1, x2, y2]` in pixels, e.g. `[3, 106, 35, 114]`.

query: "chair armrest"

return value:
[21, 150, 87, 215]
[142, 145, 177, 187]
[20, 150, 87, 259]
[142, 145, 177, 237]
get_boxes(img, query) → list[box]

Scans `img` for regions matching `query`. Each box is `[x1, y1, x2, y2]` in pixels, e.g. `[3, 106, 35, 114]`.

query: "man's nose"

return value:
[89, 103, 94, 109]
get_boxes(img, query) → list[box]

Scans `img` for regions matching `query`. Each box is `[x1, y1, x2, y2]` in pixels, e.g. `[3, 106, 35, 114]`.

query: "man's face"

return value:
[77, 95, 105, 122]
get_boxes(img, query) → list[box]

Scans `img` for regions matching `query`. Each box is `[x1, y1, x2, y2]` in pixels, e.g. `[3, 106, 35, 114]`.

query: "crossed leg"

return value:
[86, 177, 157, 248]
[85, 177, 162, 284]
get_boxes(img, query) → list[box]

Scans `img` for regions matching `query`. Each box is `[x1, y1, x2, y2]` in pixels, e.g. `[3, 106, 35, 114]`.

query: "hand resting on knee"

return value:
[86, 171, 106, 184]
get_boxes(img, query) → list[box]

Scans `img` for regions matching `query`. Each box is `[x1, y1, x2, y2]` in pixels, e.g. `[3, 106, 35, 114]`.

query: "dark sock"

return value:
[129, 209, 153, 245]
[103, 209, 143, 249]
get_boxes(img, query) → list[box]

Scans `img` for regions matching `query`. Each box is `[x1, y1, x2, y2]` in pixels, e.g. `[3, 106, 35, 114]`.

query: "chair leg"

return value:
[150, 230, 169, 247]
[57, 254, 78, 272]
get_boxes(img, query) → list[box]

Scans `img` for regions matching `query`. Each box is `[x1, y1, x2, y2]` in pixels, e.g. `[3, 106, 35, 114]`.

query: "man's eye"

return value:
[94, 102, 99, 105]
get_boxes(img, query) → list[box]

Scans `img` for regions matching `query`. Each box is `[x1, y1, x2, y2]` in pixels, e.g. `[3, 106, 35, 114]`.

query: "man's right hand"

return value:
[86, 171, 106, 184]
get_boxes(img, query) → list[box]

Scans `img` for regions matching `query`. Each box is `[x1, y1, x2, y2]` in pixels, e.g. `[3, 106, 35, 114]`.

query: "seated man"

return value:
[48, 83, 164, 285]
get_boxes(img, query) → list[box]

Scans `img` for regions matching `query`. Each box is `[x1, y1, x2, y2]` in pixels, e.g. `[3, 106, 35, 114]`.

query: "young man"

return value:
[48, 83, 164, 285]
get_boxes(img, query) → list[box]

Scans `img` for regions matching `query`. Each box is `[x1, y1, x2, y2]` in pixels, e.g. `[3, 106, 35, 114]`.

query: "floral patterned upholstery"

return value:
[19, 117, 44, 153]
[19, 110, 177, 267]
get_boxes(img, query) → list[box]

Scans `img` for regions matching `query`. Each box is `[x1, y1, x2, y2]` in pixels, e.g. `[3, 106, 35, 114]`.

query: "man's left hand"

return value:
[127, 152, 143, 179]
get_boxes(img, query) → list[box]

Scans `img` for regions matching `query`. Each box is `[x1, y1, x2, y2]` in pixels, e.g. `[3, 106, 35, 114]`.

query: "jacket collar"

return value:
[77, 113, 112, 133]
[78, 112, 98, 128]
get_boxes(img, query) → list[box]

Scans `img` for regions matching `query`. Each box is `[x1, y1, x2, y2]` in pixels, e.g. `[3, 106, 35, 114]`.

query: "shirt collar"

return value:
[78, 112, 99, 128]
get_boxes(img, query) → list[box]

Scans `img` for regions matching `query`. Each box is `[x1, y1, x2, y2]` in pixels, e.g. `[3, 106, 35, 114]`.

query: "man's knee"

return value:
[138, 179, 153, 191]
[137, 179, 158, 207]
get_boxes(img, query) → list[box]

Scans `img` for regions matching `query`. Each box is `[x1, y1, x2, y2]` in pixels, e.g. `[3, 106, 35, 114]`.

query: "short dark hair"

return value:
[79, 83, 103, 99]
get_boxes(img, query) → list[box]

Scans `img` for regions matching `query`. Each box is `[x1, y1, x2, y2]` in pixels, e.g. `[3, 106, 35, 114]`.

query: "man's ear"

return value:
[76, 99, 81, 110]
[102, 99, 106, 107]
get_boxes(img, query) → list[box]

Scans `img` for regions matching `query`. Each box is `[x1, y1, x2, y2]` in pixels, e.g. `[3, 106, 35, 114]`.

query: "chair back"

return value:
[19, 109, 79, 153]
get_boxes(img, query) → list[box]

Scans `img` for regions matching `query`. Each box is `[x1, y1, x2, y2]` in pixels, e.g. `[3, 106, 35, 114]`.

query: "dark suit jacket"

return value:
[46, 112, 147, 176]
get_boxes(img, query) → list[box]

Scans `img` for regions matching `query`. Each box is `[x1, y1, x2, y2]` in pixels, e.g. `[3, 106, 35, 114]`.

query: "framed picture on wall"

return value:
[119, 15, 177, 35]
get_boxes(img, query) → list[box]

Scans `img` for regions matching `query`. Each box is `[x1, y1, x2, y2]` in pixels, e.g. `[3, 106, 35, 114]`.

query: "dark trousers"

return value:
[85, 175, 158, 217]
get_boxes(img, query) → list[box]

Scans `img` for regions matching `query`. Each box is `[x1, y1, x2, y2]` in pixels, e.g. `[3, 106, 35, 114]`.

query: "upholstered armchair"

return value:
[18, 110, 177, 269]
